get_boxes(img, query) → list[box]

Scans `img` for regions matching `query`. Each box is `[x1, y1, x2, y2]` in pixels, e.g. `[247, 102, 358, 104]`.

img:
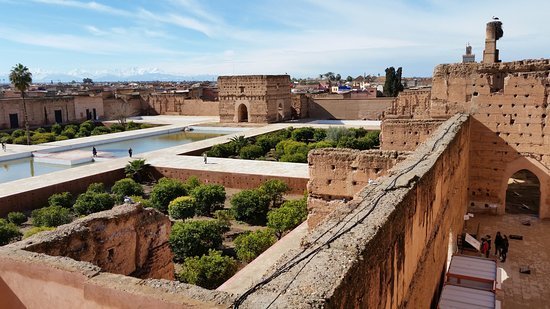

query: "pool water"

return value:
[0, 131, 224, 184]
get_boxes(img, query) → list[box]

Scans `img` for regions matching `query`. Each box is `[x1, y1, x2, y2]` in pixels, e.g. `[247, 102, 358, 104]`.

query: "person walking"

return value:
[485, 235, 492, 258]
[500, 235, 509, 262]
[128, 148, 133, 158]
[494, 231, 503, 256]
[203, 152, 207, 164]
[480, 238, 488, 258]
[92, 147, 97, 157]
[1, 141, 6, 152]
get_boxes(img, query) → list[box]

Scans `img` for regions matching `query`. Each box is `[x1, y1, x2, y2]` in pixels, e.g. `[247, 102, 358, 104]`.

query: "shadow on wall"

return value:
[0, 277, 24, 309]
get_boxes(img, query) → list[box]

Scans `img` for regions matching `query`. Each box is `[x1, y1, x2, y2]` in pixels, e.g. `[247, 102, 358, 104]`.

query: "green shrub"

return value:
[139, 123, 154, 129]
[207, 143, 235, 158]
[255, 135, 283, 153]
[267, 198, 308, 238]
[31, 132, 56, 144]
[169, 220, 224, 261]
[356, 131, 380, 150]
[130, 195, 153, 208]
[275, 140, 309, 163]
[91, 126, 111, 135]
[31, 206, 72, 227]
[177, 250, 237, 289]
[0, 135, 13, 144]
[350, 127, 368, 138]
[313, 128, 327, 142]
[23, 226, 55, 239]
[86, 182, 106, 193]
[7, 212, 27, 226]
[80, 120, 95, 132]
[126, 121, 141, 130]
[110, 123, 125, 132]
[168, 196, 196, 220]
[336, 136, 359, 149]
[234, 229, 277, 262]
[48, 192, 73, 208]
[60, 127, 76, 139]
[35, 127, 46, 133]
[55, 135, 69, 141]
[77, 126, 91, 137]
[73, 192, 115, 216]
[184, 176, 202, 191]
[239, 144, 264, 160]
[13, 136, 27, 144]
[190, 184, 226, 216]
[213, 209, 234, 228]
[279, 152, 308, 163]
[111, 178, 144, 198]
[230, 189, 270, 225]
[124, 159, 151, 182]
[325, 127, 355, 143]
[51, 123, 62, 135]
[259, 179, 289, 208]
[11, 129, 25, 138]
[308, 140, 334, 150]
[0, 219, 22, 245]
[290, 127, 315, 142]
[150, 178, 187, 213]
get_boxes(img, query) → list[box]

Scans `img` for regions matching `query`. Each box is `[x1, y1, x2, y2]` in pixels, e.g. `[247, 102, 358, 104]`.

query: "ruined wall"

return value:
[103, 97, 143, 120]
[307, 149, 410, 228]
[218, 75, 291, 123]
[8, 204, 174, 280]
[430, 60, 550, 217]
[145, 93, 219, 116]
[74, 96, 105, 121]
[380, 119, 444, 151]
[291, 94, 310, 119]
[239, 114, 470, 309]
[308, 97, 392, 120]
[151, 167, 307, 195]
[386, 90, 432, 119]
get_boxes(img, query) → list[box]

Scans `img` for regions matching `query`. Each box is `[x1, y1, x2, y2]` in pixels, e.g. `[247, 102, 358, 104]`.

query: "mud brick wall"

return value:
[386, 90, 432, 119]
[308, 97, 392, 120]
[307, 148, 410, 228]
[8, 204, 174, 280]
[145, 93, 219, 116]
[380, 119, 444, 151]
[239, 114, 470, 308]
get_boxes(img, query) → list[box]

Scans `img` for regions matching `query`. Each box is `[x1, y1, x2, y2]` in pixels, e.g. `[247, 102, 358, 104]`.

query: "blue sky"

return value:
[0, 0, 548, 80]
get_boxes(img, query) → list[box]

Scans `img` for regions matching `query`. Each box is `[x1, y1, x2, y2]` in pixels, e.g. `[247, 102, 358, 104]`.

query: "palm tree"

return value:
[229, 135, 248, 153]
[9, 64, 32, 145]
[124, 159, 151, 183]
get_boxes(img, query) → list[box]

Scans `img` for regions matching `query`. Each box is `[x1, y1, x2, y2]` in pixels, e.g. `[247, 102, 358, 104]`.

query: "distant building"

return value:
[462, 44, 476, 63]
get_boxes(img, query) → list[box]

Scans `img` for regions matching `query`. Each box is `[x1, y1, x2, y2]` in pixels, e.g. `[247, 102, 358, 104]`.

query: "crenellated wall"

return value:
[380, 119, 444, 151]
[7, 204, 174, 280]
[386, 90, 432, 119]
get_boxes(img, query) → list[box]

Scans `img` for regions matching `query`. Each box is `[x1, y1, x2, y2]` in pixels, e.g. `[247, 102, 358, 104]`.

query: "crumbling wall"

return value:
[308, 97, 392, 120]
[307, 148, 410, 228]
[145, 94, 219, 116]
[0, 97, 76, 128]
[238, 114, 470, 309]
[431, 60, 550, 217]
[291, 94, 310, 119]
[380, 119, 444, 151]
[386, 90, 431, 119]
[103, 97, 143, 120]
[8, 204, 174, 280]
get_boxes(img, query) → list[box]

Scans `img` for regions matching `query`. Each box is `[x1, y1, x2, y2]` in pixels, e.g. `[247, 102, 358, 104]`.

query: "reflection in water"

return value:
[0, 131, 224, 184]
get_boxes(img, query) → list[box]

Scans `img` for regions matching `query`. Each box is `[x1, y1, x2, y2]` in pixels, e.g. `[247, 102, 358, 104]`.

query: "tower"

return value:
[483, 19, 504, 63]
[462, 43, 475, 63]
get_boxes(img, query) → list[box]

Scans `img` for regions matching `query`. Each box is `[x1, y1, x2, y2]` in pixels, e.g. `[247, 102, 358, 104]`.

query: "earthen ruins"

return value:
[0, 20, 549, 308]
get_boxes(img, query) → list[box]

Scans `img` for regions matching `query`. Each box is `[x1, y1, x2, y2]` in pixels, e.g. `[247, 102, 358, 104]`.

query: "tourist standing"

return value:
[494, 232, 503, 256]
[92, 147, 97, 157]
[128, 148, 133, 157]
[203, 152, 207, 164]
[485, 235, 492, 258]
[1, 141, 5, 152]
[480, 238, 488, 257]
[500, 235, 509, 262]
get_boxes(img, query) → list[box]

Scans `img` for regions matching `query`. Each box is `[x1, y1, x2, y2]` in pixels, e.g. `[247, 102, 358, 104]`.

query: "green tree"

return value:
[7, 212, 27, 226]
[124, 159, 151, 183]
[111, 178, 144, 198]
[9, 63, 32, 145]
[230, 189, 270, 225]
[168, 196, 196, 220]
[290, 127, 315, 142]
[190, 184, 226, 216]
[346, 75, 353, 82]
[73, 192, 115, 216]
[149, 177, 188, 213]
[229, 135, 249, 153]
[169, 220, 224, 261]
[184, 176, 202, 191]
[48, 192, 73, 208]
[239, 144, 264, 160]
[383, 66, 404, 97]
[325, 127, 355, 143]
[234, 229, 277, 262]
[177, 250, 237, 289]
[0, 219, 22, 245]
[267, 198, 308, 238]
[259, 179, 289, 208]
[31, 206, 72, 227]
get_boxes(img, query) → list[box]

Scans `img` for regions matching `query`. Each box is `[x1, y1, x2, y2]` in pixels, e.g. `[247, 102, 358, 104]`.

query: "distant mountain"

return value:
[0, 69, 218, 83]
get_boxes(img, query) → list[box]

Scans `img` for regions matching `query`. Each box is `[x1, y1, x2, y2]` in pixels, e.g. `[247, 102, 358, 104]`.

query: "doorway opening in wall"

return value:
[505, 169, 540, 216]
[238, 104, 248, 122]
[277, 103, 284, 121]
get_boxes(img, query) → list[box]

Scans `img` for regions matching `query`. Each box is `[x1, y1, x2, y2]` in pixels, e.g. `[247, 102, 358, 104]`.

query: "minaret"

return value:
[462, 43, 475, 63]
[483, 19, 504, 63]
